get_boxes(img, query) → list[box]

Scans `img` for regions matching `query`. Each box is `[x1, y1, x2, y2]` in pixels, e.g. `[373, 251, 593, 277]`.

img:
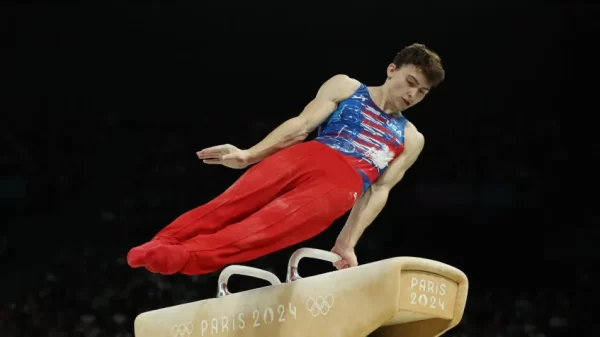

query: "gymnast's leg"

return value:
[208, 187, 365, 273]
[146, 174, 361, 275]
[127, 144, 314, 269]
[143, 142, 364, 275]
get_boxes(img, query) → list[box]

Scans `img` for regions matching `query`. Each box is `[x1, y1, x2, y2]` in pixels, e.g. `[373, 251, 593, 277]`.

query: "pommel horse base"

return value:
[134, 248, 469, 337]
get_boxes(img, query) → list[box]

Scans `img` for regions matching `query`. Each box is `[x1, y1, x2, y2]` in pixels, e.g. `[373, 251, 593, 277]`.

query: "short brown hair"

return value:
[393, 43, 445, 87]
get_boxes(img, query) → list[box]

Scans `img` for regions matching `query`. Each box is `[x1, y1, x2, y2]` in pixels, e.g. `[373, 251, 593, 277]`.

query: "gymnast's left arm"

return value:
[333, 126, 425, 263]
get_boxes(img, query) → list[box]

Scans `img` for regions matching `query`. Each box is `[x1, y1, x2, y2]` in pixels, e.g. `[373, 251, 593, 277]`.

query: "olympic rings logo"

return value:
[171, 322, 194, 337]
[306, 294, 335, 316]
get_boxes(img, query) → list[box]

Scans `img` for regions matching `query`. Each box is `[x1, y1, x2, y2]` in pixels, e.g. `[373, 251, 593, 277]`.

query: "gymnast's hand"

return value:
[331, 243, 358, 270]
[196, 144, 251, 169]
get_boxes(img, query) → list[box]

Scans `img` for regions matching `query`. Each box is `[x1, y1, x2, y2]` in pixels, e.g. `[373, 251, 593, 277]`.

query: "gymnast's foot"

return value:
[127, 240, 163, 268]
[144, 244, 190, 275]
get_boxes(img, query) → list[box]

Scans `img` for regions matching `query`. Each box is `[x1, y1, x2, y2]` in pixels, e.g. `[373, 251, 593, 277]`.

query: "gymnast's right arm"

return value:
[244, 75, 360, 165]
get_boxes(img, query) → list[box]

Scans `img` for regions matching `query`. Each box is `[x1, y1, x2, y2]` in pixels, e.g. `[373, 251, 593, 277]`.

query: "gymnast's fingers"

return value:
[333, 259, 346, 270]
[197, 149, 222, 157]
[197, 152, 220, 159]
[336, 263, 349, 270]
[198, 144, 230, 154]
[203, 159, 222, 165]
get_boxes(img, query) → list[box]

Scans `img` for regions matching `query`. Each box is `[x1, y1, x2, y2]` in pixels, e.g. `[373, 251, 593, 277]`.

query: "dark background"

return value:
[0, 2, 592, 337]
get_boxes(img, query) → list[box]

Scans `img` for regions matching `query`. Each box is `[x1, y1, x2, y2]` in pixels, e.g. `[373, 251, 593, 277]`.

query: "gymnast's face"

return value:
[385, 64, 431, 111]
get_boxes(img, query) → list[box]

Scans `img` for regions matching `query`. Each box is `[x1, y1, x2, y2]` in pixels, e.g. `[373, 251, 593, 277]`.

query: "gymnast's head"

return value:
[384, 43, 445, 112]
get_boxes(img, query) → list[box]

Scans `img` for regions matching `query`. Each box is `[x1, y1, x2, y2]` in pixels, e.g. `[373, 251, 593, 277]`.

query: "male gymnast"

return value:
[127, 43, 445, 275]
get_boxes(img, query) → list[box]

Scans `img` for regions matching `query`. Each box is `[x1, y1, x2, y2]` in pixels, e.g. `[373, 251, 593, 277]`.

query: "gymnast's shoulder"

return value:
[317, 74, 361, 101]
[404, 122, 425, 150]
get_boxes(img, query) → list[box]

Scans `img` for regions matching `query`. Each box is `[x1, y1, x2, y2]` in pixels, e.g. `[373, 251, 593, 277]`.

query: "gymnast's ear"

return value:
[386, 63, 399, 79]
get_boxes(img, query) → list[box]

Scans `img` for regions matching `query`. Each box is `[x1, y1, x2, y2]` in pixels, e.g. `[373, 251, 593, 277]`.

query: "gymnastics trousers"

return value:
[127, 141, 363, 275]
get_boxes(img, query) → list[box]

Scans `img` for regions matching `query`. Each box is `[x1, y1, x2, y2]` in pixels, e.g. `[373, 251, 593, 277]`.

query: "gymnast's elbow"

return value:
[368, 183, 392, 198]
[280, 117, 311, 147]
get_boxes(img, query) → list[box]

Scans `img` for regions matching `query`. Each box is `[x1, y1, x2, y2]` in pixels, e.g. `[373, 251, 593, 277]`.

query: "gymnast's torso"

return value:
[315, 83, 408, 192]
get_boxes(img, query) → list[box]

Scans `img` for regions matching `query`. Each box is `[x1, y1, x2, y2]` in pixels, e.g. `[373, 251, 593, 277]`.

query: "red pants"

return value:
[127, 141, 363, 275]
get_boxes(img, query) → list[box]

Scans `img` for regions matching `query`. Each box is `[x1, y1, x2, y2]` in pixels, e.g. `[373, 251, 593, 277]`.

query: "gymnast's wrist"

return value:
[244, 148, 263, 165]
[334, 239, 355, 251]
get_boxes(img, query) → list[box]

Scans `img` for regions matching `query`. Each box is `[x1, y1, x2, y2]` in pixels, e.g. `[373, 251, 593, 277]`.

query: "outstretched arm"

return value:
[334, 125, 425, 254]
[244, 75, 360, 165]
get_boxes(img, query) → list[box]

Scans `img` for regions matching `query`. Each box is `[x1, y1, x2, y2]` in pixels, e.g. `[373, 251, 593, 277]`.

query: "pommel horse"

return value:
[134, 248, 469, 337]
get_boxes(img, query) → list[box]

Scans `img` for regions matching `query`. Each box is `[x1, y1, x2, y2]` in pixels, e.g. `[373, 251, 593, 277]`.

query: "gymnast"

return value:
[127, 43, 445, 275]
